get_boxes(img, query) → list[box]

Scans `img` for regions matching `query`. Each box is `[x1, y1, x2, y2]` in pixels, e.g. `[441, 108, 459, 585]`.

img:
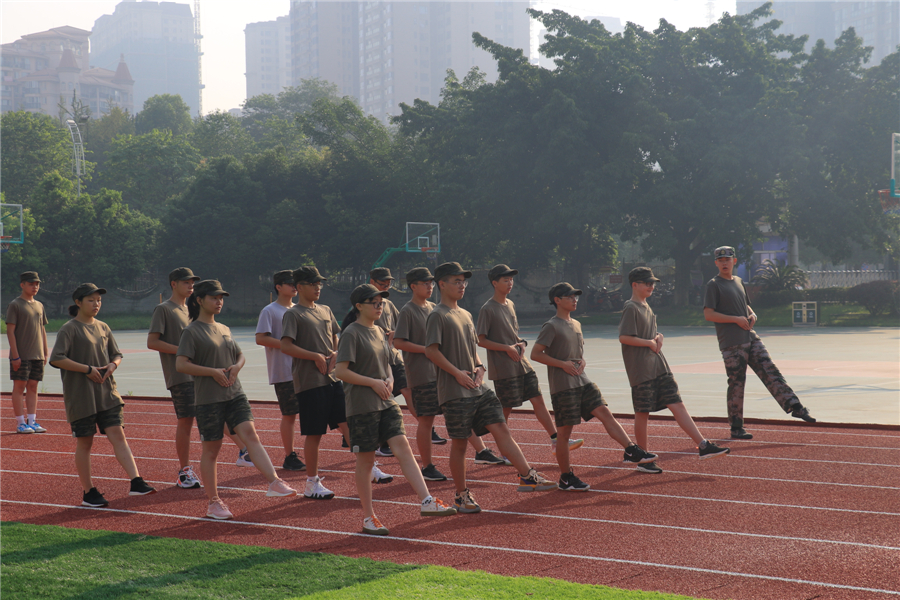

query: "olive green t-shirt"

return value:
[50, 319, 123, 423]
[5, 297, 48, 360]
[336, 322, 396, 418]
[395, 300, 437, 388]
[176, 321, 244, 406]
[534, 316, 592, 395]
[703, 275, 760, 350]
[374, 297, 403, 366]
[476, 298, 534, 381]
[618, 300, 671, 387]
[281, 303, 340, 394]
[149, 299, 193, 389]
[425, 304, 485, 405]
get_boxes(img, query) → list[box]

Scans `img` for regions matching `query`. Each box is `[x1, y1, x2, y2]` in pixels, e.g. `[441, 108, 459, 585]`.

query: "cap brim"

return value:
[410, 277, 435, 283]
[491, 269, 518, 280]
[177, 276, 201, 281]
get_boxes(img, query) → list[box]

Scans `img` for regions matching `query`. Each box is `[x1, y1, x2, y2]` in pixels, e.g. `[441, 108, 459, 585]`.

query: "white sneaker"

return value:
[266, 478, 297, 497]
[304, 476, 334, 500]
[551, 438, 584, 456]
[236, 449, 253, 467]
[177, 465, 201, 489]
[371, 462, 393, 484]
[420, 495, 457, 516]
[362, 515, 389, 535]
[29, 421, 47, 433]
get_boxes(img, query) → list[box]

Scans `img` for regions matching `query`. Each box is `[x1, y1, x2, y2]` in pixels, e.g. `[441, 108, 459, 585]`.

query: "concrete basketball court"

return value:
[32, 325, 899, 426]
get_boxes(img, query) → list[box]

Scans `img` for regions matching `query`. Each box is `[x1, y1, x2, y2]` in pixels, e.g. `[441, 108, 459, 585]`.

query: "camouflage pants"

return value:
[722, 338, 799, 430]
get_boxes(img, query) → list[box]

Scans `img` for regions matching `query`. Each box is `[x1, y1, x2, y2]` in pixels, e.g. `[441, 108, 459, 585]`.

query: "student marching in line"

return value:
[176, 280, 296, 520]
[619, 267, 730, 474]
[255, 270, 306, 472]
[336, 284, 456, 535]
[426, 262, 557, 514]
[531, 282, 657, 491]
[6, 271, 49, 434]
[50, 283, 155, 507]
[148, 267, 250, 490]
[703, 246, 815, 439]
[476, 264, 584, 457]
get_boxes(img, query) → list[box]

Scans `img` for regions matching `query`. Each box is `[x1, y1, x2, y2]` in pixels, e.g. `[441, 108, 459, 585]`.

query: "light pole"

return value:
[65, 119, 85, 197]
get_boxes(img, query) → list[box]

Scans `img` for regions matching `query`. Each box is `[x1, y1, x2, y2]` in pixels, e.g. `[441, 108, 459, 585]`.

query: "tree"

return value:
[83, 106, 135, 192]
[103, 130, 201, 219]
[191, 110, 255, 159]
[241, 79, 339, 150]
[15, 172, 160, 315]
[135, 94, 193, 136]
[0, 111, 74, 206]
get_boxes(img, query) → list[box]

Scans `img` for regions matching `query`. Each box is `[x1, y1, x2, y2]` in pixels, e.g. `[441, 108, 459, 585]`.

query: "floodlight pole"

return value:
[65, 119, 85, 197]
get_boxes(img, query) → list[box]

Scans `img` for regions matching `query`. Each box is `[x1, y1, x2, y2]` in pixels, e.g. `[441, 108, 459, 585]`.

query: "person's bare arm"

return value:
[147, 332, 179, 354]
[334, 361, 392, 400]
[530, 343, 584, 376]
[703, 308, 753, 330]
[255, 332, 282, 349]
[280, 337, 329, 374]
[619, 334, 663, 354]
[6, 324, 20, 371]
[175, 355, 231, 387]
[425, 343, 479, 389]
[477, 334, 521, 362]
[393, 337, 426, 354]
[49, 356, 109, 384]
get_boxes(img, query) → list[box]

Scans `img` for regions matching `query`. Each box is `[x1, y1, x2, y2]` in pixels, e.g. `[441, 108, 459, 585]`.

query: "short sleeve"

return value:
[255, 306, 274, 335]
[335, 328, 358, 365]
[703, 279, 719, 310]
[425, 311, 443, 348]
[534, 321, 556, 348]
[329, 308, 341, 336]
[107, 328, 123, 360]
[49, 325, 73, 364]
[395, 308, 411, 340]
[618, 303, 639, 338]
[5, 302, 18, 325]
[176, 328, 196, 359]
[148, 305, 167, 335]
[474, 305, 491, 337]
[281, 310, 297, 341]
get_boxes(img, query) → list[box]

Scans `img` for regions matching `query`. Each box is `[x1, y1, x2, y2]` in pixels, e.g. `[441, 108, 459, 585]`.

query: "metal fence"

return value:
[806, 270, 898, 288]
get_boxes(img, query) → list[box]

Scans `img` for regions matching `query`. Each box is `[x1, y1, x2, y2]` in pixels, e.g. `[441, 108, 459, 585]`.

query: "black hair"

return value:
[340, 307, 359, 332]
[187, 292, 201, 322]
[68, 304, 79, 317]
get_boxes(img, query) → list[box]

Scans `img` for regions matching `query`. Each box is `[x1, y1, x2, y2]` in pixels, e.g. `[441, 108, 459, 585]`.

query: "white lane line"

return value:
[4, 469, 896, 551]
[2, 499, 898, 596]
[2, 454, 897, 517]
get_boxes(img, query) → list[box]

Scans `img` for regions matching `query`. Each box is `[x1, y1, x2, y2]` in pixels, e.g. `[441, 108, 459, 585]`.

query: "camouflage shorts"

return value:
[411, 381, 441, 417]
[196, 394, 254, 442]
[493, 371, 541, 409]
[169, 381, 196, 419]
[631, 373, 682, 413]
[442, 389, 506, 440]
[10, 359, 44, 382]
[70, 404, 124, 438]
[347, 404, 406, 453]
[550, 383, 607, 427]
[273, 381, 300, 416]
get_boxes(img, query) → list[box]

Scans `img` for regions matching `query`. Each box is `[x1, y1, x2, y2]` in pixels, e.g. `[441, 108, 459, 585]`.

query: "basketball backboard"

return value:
[1, 203, 24, 245]
[891, 132, 899, 197]
[405, 222, 440, 253]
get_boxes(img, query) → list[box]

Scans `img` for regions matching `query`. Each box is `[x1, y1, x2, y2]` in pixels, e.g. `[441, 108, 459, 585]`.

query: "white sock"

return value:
[16, 415, 26, 426]
[27, 414, 36, 425]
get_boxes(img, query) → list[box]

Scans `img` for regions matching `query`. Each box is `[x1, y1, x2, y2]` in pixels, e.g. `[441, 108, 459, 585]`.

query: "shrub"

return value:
[846, 280, 899, 316]
[753, 260, 809, 291]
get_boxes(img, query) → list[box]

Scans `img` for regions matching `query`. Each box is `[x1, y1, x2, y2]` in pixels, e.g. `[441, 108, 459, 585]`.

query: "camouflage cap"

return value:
[273, 270, 295, 286]
[72, 283, 107, 301]
[405, 267, 434, 284]
[19, 271, 41, 283]
[548, 282, 582, 302]
[488, 264, 518, 282]
[369, 267, 394, 281]
[193, 279, 230, 297]
[434, 262, 472, 280]
[714, 246, 736, 259]
[169, 267, 200, 282]
[628, 266, 660, 284]
[293, 266, 327, 284]
[350, 284, 390, 305]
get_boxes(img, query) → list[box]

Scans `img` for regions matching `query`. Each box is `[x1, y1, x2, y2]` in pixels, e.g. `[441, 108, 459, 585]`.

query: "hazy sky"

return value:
[1, 0, 737, 115]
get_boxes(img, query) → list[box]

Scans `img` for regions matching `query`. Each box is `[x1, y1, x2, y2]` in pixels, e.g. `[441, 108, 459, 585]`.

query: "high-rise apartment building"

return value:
[289, 0, 531, 121]
[736, 1, 899, 66]
[91, 0, 202, 114]
[1, 26, 135, 117]
[245, 16, 292, 100]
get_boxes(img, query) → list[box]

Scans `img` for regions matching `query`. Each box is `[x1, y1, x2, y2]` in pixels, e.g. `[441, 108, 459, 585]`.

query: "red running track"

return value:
[2, 394, 898, 600]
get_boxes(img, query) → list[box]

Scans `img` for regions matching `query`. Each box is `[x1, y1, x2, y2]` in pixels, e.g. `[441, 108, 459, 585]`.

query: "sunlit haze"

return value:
[1, 0, 736, 115]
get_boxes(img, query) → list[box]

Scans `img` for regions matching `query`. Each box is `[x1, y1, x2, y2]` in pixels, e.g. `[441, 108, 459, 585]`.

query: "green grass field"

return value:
[0, 522, 704, 600]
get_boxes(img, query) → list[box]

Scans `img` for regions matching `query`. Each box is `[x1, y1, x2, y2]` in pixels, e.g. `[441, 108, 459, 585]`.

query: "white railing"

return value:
[806, 270, 898, 288]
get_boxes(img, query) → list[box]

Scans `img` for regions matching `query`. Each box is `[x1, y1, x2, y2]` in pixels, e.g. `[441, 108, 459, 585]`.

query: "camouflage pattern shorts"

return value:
[10, 359, 44, 382]
[493, 371, 541, 409]
[442, 390, 506, 440]
[70, 404, 124, 438]
[196, 394, 254, 442]
[631, 373, 682, 413]
[550, 383, 607, 427]
[347, 404, 406, 453]
[411, 381, 441, 417]
[169, 381, 196, 419]
[274, 381, 300, 416]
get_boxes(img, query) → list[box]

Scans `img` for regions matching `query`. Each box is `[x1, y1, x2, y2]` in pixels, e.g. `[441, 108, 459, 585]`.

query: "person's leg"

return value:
[304, 435, 322, 477]
[104, 426, 139, 480]
[10, 380, 27, 419]
[401, 388, 416, 418]
[234, 420, 278, 483]
[449, 438, 468, 493]
[387, 434, 431, 500]
[355, 451, 377, 517]
[24, 379, 39, 416]
[590, 405, 632, 449]
[280, 414, 297, 456]
[722, 344, 750, 431]
[555, 424, 574, 473]
[746, 338, 801, 412]
[634, 412, 651, 450]
[416, 415, 435, 466]
[200, 439, 224, 502]
[226, 429, 246, 452]
[175, 416, 194, 469]
[530, 395, 557, 437]
[74, 435, 95, 492]
[669, 403, 704, 445]
[467, 433, 486, 452]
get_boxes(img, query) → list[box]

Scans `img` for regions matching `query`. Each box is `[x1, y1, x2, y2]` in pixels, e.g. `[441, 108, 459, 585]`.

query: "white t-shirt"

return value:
[255, 301, 293, 385]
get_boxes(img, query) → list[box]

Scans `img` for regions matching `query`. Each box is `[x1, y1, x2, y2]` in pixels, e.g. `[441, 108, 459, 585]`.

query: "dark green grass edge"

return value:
[0, 522, 704, 600]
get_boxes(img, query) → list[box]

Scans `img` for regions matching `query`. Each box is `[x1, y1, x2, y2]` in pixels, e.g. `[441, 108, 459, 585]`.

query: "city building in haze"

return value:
[245, 16, 292, 100]
[288, 0, 531, 121]
[91, 0, 202, 114]
[736, 1, 899, 66]
[1, 26, 135, 117]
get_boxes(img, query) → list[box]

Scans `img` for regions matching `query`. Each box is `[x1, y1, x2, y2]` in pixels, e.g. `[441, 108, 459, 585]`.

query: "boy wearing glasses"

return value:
[703, 246, 815, 439]
[255, 270, 305, 472]
[619, 267, 729, 474]
[280, 266, 351, 500]
[425, 262, 556, 514]
[531, 282, 657, 490]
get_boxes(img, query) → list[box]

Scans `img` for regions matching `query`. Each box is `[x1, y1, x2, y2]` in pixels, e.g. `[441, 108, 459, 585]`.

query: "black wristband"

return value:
[85, 365, 92, 375]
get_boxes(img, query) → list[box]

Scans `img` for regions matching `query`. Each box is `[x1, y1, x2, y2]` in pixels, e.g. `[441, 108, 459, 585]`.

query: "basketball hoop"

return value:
[0, 236, 11, 253]
[879, 189, 900, 215]
[419, 247, 439, 261]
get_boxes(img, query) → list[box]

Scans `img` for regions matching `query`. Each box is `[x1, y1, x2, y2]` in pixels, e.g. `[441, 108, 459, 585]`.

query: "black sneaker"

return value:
[791, 405, 816, 423]
[636, 461, 663, 474]
[623, 443, 658, 465]
[699, 441, 730, 460]
[82, 487, 109, 507]
[730, 428, 754, 440]
[474, 449, 507, 465]
[421, 463, 447, 481]
[283, 452, 306, 471]
[558, 470, 590, 491]
[431, 428, 447, 445]
[375, 443, 393, 457]
[129, 477, 157, 496]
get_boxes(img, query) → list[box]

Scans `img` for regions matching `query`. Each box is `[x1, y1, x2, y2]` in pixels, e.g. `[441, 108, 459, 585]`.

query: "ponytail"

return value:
[187, 292, 201, 322]
[68, 304, 79, 317]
